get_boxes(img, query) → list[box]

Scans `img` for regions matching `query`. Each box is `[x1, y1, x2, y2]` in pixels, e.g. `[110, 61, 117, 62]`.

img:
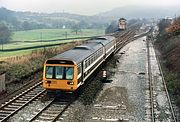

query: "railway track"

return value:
[0, 82, 45, 122]
[0, 77, 42, 105]
[28, 97, 73, 122]
[146, 37, 177, 122]
[113, 28, 137, 53]
[27, 69, 101, 122]
[147, 37, 155, 122]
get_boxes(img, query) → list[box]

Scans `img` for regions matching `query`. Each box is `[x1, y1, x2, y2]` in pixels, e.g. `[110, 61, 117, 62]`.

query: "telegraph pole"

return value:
[65, 31, 67, 39]
[40, 32, 42, 42]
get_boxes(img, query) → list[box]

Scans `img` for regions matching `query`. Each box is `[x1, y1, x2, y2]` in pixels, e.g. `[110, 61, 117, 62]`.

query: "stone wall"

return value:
[0, 73, 5, 92]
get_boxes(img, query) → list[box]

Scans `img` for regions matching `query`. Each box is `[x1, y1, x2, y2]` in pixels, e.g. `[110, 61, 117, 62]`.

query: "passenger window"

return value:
[77, 64, 81, 75]
[91, 56, 93, 63]
[85, 60, 88, 68]
[88, 58, 90, 66]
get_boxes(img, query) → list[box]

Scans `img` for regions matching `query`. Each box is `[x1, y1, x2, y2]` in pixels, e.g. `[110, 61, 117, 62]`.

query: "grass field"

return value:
[0, 49, 35, 57]
[12, 29, 104, 42]
[0, 39, 83, 57]
[0, 28, 104, 58]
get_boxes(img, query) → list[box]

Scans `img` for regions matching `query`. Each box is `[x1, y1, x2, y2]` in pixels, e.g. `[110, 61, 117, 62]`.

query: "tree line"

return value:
[165, 17, 180, 36]
[0, 7, 110, 46]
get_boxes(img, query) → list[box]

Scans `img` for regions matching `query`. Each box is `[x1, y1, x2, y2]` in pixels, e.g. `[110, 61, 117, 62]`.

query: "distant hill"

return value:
[98, 5, 180, 19]
[1, 6, 179, 31]
[0, 7, 112, 31]
[14, 11, 116, 28]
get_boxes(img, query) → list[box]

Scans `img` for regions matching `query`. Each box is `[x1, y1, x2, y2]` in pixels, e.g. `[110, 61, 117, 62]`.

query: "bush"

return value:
[156, 18, 180, 109]
[166, 17, 180, 36]
[166, 73, 179, 94]
[6, 64, 27, 81]
[2, 41, 83, 84]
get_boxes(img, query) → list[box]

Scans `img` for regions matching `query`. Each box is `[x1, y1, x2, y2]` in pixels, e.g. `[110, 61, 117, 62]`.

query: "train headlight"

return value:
[70, 82, 74, 85]
[67, 81, 74, 85]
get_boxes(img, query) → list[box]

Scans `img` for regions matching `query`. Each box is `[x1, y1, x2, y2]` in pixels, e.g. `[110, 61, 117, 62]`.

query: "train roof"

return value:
[49, 41, 103, 64]
[95, 36, 115, 41]
[89, 36, 115, 45]
[119, 18, 126, 21]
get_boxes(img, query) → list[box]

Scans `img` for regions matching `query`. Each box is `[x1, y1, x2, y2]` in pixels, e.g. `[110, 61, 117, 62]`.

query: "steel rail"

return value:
[52, 101, 73, 122]
[0, 82, 42, 109]
[0, 82, 45, 122]
[147, 38, 155, 122]
[1, 90, 46, 122]
[28, 97, 75, 122]
[28, 98, 55, 122]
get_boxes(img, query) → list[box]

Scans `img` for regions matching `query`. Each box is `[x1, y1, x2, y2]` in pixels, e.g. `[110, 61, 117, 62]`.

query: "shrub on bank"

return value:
[156, 19, 180, 108]
[1, 41, 83, 84]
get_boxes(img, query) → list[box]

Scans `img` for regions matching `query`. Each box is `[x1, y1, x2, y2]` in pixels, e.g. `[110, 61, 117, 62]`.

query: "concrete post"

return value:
[0, 73, 6, 92]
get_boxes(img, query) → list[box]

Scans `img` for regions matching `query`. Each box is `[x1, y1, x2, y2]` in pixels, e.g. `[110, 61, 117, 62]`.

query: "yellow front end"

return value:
[43, 63, 78, 91]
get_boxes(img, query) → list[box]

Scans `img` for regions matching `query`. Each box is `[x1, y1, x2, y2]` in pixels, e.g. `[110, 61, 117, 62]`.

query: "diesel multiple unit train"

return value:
[43, 36, 117, 91]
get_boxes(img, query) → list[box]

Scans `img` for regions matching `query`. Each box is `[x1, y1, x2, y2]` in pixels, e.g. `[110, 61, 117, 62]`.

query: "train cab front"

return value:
[43, 59, 77, 92]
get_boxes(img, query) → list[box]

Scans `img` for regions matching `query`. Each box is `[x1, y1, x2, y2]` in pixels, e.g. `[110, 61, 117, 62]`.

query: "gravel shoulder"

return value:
[89, 36, 148, 122]
[62, 36, 148, 122]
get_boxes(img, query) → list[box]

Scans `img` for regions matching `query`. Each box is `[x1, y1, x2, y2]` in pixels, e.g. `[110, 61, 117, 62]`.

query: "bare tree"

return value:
[0, 23, 11, 50]
[71, 23, 81, 35]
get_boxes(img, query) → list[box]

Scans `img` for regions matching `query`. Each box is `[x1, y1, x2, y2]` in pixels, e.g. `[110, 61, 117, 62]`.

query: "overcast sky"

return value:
[0, 0, 180, 15]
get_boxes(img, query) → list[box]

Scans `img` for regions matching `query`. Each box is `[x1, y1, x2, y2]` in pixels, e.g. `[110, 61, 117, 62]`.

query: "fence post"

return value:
[0, 73, 6, 92]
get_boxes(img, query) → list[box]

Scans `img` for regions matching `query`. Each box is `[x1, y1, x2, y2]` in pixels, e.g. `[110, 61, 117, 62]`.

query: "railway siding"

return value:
[147, 39, 176, 121]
